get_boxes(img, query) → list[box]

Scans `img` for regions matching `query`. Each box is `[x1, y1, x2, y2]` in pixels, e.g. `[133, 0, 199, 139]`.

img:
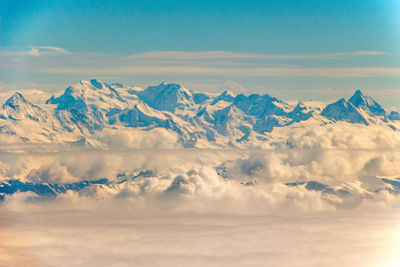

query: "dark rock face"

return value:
[321, 98, 368, 125]
[0, 178, 108, 201]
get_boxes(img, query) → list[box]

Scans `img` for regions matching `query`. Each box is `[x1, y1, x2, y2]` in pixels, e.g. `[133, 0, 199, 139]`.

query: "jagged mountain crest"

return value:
[287, 102, 313, 123]
[0, 81, 398, 148]
[233, 93, 287, 117]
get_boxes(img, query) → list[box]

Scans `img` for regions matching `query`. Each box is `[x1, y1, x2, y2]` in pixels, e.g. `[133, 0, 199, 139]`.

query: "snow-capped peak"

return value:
[348, 90, 386, 116]
[3, 92, 27, 109]
[47, 79, 128, 112]
[0, 79, 398, 149]
[1, 92, 48, 122]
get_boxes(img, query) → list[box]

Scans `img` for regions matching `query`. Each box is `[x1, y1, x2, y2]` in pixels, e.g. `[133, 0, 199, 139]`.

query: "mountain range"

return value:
[0, 79, 399, 149]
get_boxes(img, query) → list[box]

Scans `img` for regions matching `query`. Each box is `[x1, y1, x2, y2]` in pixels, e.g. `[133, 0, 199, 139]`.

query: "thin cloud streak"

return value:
[128, 50, 389, 60]
[2, 47, 395, 78]
[40, 66, 400, 77]
[1, 46, 70, 57]
[0, 47, 388, 60]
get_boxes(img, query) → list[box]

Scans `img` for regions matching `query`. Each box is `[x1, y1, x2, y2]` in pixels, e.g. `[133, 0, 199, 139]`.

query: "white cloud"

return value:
[39, 66, 400, 77]
[1, 197, 400, 267]
[27, 48, 41, 56]
[1, 135, 400, 266]
[1, 46, 70, 57]
[35, 46, 70, 55]
[1, 145, 400, 210]
[128, 50, 388, 60]
[1, 47, 394, 78]
[97, 127, 179, 150]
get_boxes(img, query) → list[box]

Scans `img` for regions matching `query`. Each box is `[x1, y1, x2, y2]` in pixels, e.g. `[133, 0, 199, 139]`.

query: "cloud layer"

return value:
[1, 202, 400, 267]
[1, 131, 400, 266]
[1, 47, 397, 78]
[1, 147, 400, 211]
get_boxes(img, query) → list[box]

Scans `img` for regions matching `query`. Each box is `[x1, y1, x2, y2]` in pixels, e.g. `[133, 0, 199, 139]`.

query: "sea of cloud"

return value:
[1, 122, 400, 266]
[1, 202, 400, 267]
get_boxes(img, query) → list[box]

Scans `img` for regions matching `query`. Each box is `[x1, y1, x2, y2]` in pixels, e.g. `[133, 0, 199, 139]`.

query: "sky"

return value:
[1, 0, 400, 105]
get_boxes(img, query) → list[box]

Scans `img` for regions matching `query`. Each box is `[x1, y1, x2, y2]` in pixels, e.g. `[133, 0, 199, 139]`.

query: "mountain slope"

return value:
[321, 98, 369, 125]
[138, 82, 195, 113]
[348, 90, 386, 116]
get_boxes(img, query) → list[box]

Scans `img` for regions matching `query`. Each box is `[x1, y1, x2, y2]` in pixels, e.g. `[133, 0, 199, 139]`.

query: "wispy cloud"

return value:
[0, 47, 388, 60]
[1, 46, 398, 91]
[2, 47, 393, 78]
[1, 46, 70, 57]
[40, 66, 400, 77]
[127, 50, 389, 60]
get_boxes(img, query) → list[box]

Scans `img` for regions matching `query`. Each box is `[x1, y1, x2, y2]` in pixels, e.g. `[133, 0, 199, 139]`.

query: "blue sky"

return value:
[1, 0, 400, 105]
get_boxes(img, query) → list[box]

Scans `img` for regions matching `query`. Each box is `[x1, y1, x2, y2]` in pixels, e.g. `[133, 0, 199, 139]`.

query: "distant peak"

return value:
[5, 92, 26, 105]
[349, 90, 372, 104]
[10, 92, 24, 99]
[349, 90, 369, 104]
[3, 92, 31, 110]
[352, 89, 365, 97]
[348, 89, 386, 116]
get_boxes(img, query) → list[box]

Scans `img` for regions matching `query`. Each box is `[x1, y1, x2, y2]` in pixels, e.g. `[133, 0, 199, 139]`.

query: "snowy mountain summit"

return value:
[0, 80, 399, 149]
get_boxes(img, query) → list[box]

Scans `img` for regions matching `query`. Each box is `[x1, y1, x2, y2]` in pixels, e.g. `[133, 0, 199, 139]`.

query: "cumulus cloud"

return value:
[361, 154, 400, 177]
[1, 147, 400, 211]
[275, 121, 400, 150]
[97, 127, 179, 149]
